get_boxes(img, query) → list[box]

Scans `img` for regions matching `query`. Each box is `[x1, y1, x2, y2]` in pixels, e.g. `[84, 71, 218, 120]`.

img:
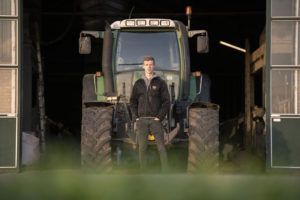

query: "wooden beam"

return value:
[251, 43, 266, 62]
[251, 59, 265, 74]
[251, 43, 266, 74]
[245, 38, 252, 148]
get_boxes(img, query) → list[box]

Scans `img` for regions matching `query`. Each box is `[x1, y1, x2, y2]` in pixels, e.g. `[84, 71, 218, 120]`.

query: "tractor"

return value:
[79, 7, 220, 172]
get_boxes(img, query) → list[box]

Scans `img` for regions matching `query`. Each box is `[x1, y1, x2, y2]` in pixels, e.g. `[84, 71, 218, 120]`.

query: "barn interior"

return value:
[22, 0, 266, 171]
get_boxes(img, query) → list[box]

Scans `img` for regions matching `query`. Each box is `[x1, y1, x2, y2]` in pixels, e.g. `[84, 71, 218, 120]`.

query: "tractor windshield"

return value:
[115, 31, 180, 72]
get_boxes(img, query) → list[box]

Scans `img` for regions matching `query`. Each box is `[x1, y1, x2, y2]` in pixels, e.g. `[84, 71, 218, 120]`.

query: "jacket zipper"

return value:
[143, 78, 152, 117]
[143, 80, 148, 117]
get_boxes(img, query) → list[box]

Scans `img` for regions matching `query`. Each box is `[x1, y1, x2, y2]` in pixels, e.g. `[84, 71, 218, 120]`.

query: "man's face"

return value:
[143, 60, 155, 74]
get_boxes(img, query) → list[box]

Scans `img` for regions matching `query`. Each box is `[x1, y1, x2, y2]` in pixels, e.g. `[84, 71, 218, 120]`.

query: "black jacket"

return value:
[130, 75, 170, 121]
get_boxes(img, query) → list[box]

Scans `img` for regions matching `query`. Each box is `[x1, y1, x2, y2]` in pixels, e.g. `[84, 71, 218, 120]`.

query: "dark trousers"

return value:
[136, 118, 168, 172]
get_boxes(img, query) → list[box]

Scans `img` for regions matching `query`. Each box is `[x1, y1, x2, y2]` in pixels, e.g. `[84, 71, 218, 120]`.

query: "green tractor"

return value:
[79, 9, 220, 172]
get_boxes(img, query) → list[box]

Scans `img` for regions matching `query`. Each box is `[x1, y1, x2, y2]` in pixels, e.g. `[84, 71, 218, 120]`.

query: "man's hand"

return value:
[136, 118, 139, 121]
[154, 117, 160, 121]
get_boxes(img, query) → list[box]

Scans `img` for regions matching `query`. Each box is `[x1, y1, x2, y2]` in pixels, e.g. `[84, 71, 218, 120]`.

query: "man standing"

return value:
[130, 56, 170, 172]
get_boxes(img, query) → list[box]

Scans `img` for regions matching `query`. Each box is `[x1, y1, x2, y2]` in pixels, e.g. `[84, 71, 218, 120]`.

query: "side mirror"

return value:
[79, 35, 91, 54]
[197, 32, 209, 53]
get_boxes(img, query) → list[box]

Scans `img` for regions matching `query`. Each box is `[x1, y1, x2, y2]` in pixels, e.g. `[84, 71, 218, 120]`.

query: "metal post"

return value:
[295, 0, 299, 114]
[35, 22, 46, 151]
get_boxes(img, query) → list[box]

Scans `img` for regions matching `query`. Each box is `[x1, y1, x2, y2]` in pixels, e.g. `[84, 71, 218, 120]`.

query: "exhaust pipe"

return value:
[102, 21, 114, 96]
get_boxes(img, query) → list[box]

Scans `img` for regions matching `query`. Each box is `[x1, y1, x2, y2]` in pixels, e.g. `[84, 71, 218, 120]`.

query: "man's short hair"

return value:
[143, 56, 155, 64]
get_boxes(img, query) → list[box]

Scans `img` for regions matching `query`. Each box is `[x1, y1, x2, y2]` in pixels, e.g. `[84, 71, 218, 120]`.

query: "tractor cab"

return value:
[113, 19, 181, 102]
[79, 18, 209, 103]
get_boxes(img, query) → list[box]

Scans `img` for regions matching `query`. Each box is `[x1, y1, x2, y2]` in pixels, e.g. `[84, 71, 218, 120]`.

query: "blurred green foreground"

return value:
[1, 171, 300, 200]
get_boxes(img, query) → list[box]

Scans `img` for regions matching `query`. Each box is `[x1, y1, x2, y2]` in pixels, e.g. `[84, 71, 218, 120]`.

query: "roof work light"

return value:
[149, 20, 159, 26]
[125, 20, 135, 26]
[160, 20, 170, 26]
[136, 20, 146, 26]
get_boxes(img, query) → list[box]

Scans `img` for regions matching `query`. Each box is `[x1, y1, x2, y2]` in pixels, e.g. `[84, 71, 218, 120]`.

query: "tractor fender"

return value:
[82, 74, 110, 104]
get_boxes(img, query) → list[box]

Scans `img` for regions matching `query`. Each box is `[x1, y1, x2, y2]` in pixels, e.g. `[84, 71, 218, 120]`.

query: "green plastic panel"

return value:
[0, 118, 16, 167]
[96, 76, 105, 101]
[271, 118, 300, 167]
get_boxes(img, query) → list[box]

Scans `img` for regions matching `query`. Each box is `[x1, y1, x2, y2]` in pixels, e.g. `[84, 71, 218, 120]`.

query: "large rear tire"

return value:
[187, 106, 219, 173]
[81, 106, 113, 172]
